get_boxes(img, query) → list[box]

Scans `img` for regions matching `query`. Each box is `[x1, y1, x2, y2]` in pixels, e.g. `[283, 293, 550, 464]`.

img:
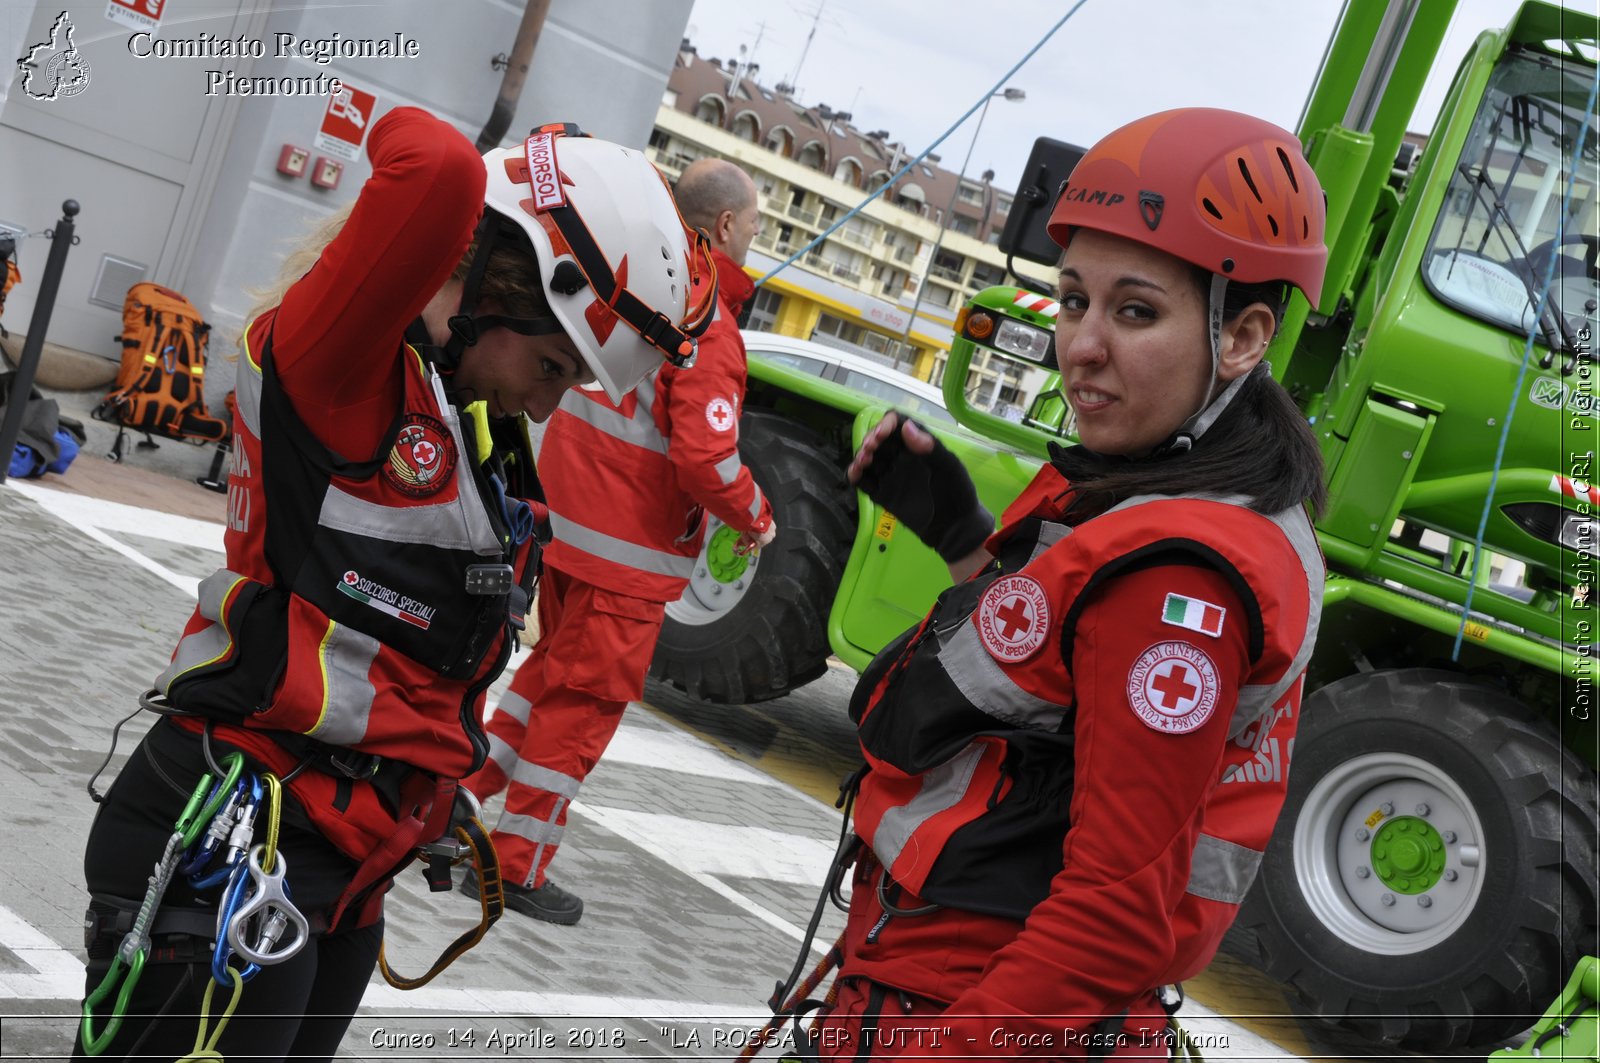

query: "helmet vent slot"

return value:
[1276, 147, 1300, 192]
[661, 245, 671, 259]
[1202, 198, 1224, 220]
[1237, 157, 1262, 202]
[1268, 215, 1280, 237]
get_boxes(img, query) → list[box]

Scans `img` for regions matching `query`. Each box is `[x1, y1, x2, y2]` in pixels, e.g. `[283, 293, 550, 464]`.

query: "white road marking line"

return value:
[599, 724, 781, 787]
[579, 805, 835, 886]
[4, 481, 222, 596]
[574, 802, 834, 956]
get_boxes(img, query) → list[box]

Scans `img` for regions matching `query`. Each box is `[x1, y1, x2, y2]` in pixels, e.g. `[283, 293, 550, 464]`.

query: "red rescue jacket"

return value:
[539, 248, 771, 600]
[844, 463, 1323, 1044]
[159, 327, 541, 865]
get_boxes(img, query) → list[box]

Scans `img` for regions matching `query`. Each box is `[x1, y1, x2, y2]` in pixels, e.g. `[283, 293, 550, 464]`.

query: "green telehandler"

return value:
[650, 0, 1598, 1052]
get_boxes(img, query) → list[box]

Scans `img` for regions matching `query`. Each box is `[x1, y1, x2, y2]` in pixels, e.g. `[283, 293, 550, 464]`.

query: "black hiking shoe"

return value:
[460, 867, 584, 926]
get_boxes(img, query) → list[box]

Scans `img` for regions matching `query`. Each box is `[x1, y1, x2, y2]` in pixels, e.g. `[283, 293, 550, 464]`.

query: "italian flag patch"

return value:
[1162, 593, 1225, 638]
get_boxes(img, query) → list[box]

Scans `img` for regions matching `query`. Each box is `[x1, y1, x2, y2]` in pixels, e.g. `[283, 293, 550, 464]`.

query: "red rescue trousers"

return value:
[462, 566, 666, 887]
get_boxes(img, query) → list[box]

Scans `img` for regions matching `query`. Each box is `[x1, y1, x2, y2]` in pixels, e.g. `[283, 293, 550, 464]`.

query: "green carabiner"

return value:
[176, 752, 245, 849]
[79, 946, 147, 1056]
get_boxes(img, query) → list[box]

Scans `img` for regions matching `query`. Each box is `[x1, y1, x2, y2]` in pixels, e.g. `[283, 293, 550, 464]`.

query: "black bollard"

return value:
[0, 200, 79, 486]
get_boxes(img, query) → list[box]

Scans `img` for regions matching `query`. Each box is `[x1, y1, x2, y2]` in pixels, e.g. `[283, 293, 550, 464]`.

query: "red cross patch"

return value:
[382, 413, 456, 498]
[706, 396, 736, 432]
[974, 574, 1051, 662]
[1127, 641, 1219, 734]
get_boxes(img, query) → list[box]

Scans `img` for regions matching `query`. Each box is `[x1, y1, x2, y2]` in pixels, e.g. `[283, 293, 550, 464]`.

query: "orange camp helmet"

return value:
[1046, 108, 1328, 306]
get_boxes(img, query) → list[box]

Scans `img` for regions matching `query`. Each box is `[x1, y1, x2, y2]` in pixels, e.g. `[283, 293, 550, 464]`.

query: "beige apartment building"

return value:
[649, 41, 1049, 416]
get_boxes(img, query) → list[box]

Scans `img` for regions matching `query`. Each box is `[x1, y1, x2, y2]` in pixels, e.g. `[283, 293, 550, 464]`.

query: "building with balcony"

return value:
[650, 41, 1051, 418]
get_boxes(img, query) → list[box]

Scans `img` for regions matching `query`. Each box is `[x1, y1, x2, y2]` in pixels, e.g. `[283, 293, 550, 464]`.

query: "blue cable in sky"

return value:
[754, 0, 1092, 289]
[1452, 67, 1599, 660]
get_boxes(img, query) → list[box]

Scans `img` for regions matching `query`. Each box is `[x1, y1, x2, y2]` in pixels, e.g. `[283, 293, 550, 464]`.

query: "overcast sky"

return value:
[681, 0, 1591, 193]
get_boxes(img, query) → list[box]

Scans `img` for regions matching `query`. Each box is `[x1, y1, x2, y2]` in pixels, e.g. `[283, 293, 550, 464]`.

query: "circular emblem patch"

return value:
[1127, 641, 1220, 734]
[975, 574, 1051, 662]
[383, 413, 456, 498]
[706, 396, 736, 432]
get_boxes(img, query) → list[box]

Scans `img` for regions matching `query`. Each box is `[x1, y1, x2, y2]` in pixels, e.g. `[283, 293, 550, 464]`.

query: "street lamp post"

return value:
[898, 87, 1025, 379]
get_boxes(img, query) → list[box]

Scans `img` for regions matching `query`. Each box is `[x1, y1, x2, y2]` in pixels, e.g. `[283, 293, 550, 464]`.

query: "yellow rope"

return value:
[176, 966, 244, 1062]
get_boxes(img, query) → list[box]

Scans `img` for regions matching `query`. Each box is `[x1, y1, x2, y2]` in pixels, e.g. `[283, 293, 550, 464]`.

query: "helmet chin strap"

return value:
[410, 213, 564, 376]
[1163, 273, 1249, 453]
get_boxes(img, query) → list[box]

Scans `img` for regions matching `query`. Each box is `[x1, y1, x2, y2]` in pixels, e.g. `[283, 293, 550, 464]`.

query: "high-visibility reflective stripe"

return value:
[155, 569, 250, 691]
[547, 511, 696, 578]
[307, 621, 379, 745]
[507, 761, 582, 799]
[318, 485, 494, 554]
[425, 370, 505, 553]
[872, 742, 986, 874]
[235, 332, 264, 439]
[1227, 503, 1323, 738]
[1026, 522, 1070, 566]
[486, 732, 519, 778]
[714, 453, 742, 484]
[940, 622, 1069, 730]
[1186, 832, 1262, 904]
[557, 391, 667, 454]
[492, 689, 532, 726]
[748, 491, 764, 520]
[495, 808, 566, 847]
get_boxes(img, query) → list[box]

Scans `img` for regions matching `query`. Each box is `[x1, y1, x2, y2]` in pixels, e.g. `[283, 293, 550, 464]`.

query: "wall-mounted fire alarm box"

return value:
[276, 144, 309, 178]
[311, 157, 344, 190]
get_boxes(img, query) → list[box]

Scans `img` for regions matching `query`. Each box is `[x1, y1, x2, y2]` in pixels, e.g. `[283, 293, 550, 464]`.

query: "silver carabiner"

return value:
[226, 845, 309, 967]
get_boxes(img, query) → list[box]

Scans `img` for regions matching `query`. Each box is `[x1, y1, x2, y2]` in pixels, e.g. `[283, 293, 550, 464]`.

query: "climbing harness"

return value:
[80, 753, 309, 1057]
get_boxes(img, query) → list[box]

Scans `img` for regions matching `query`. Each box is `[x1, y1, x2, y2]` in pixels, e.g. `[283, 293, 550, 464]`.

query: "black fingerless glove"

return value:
[856, 414, 993, 563]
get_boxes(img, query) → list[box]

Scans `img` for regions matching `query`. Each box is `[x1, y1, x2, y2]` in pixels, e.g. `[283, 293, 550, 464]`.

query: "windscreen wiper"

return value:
[1455, 162, 1581, 370]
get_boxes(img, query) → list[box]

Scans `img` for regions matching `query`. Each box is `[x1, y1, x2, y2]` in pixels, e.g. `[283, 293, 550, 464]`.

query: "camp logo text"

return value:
[1058, 186, 1125, 208]
[17, 12, 91, 102]
[338, 571, 436, 631]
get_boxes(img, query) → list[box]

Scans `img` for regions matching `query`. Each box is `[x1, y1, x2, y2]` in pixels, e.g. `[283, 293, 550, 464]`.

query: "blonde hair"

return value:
[240, 205, 550, 346]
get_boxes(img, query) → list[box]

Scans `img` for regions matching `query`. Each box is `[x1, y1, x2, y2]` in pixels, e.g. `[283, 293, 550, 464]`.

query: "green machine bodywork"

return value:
[648, 0, 1597, 1054]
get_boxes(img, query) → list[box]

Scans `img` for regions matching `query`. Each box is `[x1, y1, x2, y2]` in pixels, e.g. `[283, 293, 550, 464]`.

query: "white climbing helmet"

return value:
[482, 125, 718, 401]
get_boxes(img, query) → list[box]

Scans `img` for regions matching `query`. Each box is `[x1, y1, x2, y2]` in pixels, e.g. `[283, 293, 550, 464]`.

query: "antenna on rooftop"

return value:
[785, 0, 825, 100]
[727, 18, 769, 100]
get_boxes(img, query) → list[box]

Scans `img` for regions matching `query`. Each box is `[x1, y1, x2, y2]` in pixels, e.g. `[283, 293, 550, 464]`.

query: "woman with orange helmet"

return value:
[73, 107, 714, 1061]
[796, 108, 1330, 1059]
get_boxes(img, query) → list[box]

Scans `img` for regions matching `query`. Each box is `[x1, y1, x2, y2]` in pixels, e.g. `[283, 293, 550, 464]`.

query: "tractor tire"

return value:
[1224, 667, 1599, 1052]
[650, 407, 855, 704]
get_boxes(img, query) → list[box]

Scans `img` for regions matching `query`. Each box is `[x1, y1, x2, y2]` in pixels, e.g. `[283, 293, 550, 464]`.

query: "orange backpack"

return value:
[0, 237, 19, 354]
[92, 282, 229, 448]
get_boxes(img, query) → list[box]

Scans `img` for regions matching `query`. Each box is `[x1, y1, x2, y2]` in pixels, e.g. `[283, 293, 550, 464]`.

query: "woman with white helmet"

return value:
[73, 107, 712, 1061]
[779, 108, 1329, 1059]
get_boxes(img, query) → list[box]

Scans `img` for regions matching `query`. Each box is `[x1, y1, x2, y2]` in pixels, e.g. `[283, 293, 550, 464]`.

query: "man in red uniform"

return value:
[461, 158, 776, 923]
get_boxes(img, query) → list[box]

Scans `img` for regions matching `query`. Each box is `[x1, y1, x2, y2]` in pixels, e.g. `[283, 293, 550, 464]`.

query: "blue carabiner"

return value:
[210, 863, 260, 986]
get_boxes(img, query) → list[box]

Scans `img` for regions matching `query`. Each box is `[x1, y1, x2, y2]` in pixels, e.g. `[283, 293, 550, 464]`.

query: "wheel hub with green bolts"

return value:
[704, 524, 751, 584]
[663, 516, 761, 628]
[1296, 752, 1486, 950]
[1370, 815, 1447, 894]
